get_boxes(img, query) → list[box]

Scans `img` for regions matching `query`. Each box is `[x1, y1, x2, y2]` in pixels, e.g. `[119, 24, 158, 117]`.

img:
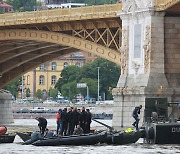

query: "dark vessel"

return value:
[143, 98, 180, 144]
[0, 134, 16, 143]
[32, 131, 107, 146]
[105, 130, 143, 145]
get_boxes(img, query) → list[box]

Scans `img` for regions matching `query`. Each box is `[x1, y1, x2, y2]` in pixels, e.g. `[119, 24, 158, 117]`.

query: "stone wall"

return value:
[0, 90, 14, 124]
[165, 17, 180, 102]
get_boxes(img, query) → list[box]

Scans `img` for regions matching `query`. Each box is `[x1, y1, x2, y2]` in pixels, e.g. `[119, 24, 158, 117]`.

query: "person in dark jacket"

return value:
[79, 107, 86, 133]
[85, 108, 92, 133]
[67, 107, 73, 135]
[132, 105, 142, 131]
[60, 108, 68, 136]
[70, 107, 79, 135]
[35, 117, 47, 135]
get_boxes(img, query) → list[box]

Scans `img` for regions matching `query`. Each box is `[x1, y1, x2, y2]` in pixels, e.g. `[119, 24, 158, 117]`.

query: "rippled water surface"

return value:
[0, 119, 179, 154]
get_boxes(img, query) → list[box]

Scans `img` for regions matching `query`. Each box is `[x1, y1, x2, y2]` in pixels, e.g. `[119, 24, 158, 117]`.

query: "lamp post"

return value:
[68, 87, 70, 101]
[97, 67, 100, 101]
[46, 66, 49, 100]
[21, 75, 24, 101]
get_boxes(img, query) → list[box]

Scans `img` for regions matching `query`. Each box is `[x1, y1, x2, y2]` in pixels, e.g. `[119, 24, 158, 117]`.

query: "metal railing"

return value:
[0, 4, 122, 26]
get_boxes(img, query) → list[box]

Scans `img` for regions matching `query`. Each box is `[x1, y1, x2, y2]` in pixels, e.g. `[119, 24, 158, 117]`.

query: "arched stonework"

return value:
[0, 29, 121, 65]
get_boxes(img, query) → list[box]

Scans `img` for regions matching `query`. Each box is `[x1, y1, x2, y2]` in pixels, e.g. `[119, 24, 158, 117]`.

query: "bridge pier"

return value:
[0, 90, 14, 124]
[112, 0, 180, 130]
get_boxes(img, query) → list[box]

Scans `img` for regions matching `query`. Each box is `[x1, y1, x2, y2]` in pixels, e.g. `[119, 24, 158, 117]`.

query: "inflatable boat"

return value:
[0, 126, 16, 143]
[33, 131, 107, 146]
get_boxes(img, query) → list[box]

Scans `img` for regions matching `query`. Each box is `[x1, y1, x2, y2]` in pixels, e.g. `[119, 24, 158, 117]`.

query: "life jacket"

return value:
[125, 128, 134, 133]
[0, 126, 7, 136]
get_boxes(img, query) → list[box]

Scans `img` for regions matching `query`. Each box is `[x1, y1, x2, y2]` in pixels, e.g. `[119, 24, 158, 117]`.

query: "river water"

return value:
[0, 119, 179, 154]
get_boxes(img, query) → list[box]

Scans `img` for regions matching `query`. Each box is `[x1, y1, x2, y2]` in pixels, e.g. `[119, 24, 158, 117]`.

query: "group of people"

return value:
[35, 104, 142, 136]
[35, 106, 92, 136]
[56, 106, 92, 136]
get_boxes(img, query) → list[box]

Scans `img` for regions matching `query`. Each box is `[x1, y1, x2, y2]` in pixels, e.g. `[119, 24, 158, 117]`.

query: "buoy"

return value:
[0, 126, 7, 136]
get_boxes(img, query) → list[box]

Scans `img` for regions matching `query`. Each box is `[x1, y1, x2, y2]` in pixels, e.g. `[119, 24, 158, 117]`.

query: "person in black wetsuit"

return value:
[69, 107, 79, 135]
[85, 109, 92, 133]
[35, 117, 47, 135]
[79, 107, 87, 133]
[132, 105, 142, 131]
[60, 108, 68, 136]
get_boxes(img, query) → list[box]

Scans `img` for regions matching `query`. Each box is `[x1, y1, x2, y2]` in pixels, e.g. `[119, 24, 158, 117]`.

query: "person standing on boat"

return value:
[60, 108, 68, 136]
[35, 117, 47, 135]
[56, 109, 62, 135]
[70, 107, 79, 134]
[79, 107, 87, 133]
[132, 105, 142, 131]
[85, 108, 92, 133]
[67, 107, 73, 135]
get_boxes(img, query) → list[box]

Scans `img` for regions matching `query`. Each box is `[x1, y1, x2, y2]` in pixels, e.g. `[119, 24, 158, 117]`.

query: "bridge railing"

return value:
[0, 4, 122, 26]
[155, 0, 180, 10]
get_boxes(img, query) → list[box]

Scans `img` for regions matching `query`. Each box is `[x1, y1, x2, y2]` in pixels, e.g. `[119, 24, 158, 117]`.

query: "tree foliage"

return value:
[55, 58, 120, 100]
[3, 78, 21, 99]
[6, 0, 36, 11]
[36, 89, 42, 99]
[71, 0, 117, 5]
[49, 87, 58, 99]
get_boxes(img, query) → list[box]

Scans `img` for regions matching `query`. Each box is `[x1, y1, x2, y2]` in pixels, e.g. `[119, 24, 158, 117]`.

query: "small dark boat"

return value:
[32, 131, 107, 146]
[101, 129, 143, 145]
[0, 134, 16, 143]
[111, 130, 142, 145]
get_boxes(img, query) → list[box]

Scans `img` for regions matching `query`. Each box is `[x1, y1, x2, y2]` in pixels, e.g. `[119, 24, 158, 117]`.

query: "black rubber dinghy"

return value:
[33, 131, 107, 146]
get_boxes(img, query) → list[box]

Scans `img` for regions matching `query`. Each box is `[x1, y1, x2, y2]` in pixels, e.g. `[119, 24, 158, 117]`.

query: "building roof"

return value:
[0, 2, 13, 8]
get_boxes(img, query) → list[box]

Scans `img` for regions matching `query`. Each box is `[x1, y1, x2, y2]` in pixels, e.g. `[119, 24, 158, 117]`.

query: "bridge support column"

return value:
[0, 90, 14, 124]
[112, 0, 180, 130]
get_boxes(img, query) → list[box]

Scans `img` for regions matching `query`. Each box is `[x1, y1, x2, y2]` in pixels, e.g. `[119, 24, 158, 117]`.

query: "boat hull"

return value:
[0, 134, 16, 143]
[33, 132, 107, 146]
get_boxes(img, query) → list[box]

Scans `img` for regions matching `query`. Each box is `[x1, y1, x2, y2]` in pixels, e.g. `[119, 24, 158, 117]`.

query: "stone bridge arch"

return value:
[0, 29, 121, 88]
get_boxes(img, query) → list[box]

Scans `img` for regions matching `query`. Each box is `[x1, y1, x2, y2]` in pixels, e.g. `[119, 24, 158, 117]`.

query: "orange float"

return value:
[0, 126, 7, 136]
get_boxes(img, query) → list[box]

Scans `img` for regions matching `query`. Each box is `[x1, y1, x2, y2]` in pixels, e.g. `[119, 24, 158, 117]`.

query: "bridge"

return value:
[0, 0, 180, 129]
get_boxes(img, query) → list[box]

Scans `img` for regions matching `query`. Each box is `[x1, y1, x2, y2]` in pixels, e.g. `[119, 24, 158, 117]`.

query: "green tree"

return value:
[49, 88, 58, 99]
[55, 58, 121, 100]
[72, 0, 117, 5]
[55, 65, 80, 91]
[91, 58, 121, 99]
[36, 89, 42, 99]
[79, 78, 97, 99]
[3, 78, 21, 99]
[26, 88, 31, 97]
[61, 81, 79, 101]
[7, 0, 36, 11]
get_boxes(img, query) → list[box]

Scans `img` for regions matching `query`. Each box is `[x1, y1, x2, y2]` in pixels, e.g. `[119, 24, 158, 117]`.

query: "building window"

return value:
[52, 62, 57, 71]
[27, 75, 30, 85]
[51, 75, 56, 85]
[39, 64, 45, 70]
[76, 62, 81, 67]
[39, 75, 45, 85]
[64, 62, 68, 68]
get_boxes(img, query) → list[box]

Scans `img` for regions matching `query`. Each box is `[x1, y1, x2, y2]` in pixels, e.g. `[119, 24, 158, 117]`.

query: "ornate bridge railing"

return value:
[155, 0, 180, 11]
[0, 4, 122, 26]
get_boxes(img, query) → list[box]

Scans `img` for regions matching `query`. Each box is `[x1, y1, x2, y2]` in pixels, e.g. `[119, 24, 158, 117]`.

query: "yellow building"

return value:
[23, 52, 86, 98]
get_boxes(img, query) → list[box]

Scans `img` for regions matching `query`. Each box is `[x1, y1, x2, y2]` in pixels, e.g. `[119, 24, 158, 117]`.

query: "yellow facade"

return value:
[24, 54, 86, 97]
